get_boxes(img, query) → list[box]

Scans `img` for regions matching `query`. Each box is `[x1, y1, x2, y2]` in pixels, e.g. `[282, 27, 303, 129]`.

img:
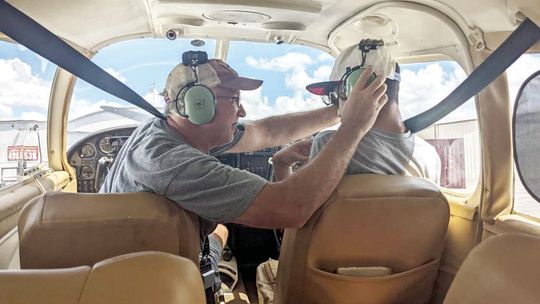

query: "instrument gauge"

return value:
[80, 143, 95, 158]
[98, 137, 119, 154]
[80, 165, 94, 179]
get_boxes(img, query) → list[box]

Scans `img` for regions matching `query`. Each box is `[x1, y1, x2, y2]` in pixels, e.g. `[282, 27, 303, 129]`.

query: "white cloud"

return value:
[37, 54, 49, 74]
[240, 88, 274, 120]
[240, 87, 324, 120]
[317, 52, 335, 62]
[400, 54, 540, 123]
[0, 58, 51, 117]
[399, 62, 473, 122]
[104, 67, 127, 83]
[243, 52, 332, 119]
[246, 52, 313, 72]
[245, 52, 333, 86]
[313, 65, 332, 81]
[0, 104, 13, 120]
[68, 97, 125, 120]
[273, 92, 325, 115]
[143, 88, 165, 108]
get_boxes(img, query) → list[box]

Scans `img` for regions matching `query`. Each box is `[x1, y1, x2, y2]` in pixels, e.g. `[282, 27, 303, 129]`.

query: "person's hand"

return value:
[272, 139, 313, 167]
[339, 66, 388, 132]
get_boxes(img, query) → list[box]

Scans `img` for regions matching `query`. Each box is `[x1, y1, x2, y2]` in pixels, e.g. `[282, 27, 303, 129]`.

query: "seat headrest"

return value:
[0, 251, 205, 304]
[18, 192, 200, 268]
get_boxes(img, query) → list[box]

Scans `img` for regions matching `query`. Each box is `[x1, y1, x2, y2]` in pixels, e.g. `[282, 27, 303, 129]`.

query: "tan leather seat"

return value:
[0, 251, 205, 304]
[444, 233, 540, 304]
[18, 192, 201, 268]
[275, 175, 449, 304]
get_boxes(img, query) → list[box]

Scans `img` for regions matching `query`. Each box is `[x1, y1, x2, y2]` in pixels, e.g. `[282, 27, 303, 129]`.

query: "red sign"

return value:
[7, 146, 39, 161]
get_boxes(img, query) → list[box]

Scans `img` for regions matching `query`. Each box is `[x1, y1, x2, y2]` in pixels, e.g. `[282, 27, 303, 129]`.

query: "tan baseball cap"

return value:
[306, 43, 399, 96]
[163, 59, 263, 100]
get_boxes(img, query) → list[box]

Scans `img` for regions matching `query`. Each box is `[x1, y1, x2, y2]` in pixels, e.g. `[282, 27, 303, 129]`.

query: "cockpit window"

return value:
[402, 60, 480, 192]
[67, 38, 216, 148]
[226, 41, 332, 120]
[0, 40, 53, 188]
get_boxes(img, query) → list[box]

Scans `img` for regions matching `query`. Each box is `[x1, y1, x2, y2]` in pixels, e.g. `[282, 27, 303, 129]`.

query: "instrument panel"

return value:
[68, 126, 278, 193]
[67, 127, 135, 193]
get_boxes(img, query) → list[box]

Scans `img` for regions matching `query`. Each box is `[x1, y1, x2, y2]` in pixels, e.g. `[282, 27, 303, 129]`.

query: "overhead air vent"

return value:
[202, 10, 271, 24]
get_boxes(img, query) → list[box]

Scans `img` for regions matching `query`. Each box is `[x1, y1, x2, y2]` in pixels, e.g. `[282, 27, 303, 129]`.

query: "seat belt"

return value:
[0, 0, 165, 120]
[404, 18, 540, 132]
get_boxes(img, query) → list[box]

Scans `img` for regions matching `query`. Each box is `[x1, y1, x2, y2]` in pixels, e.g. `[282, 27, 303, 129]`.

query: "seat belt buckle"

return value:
[200, 256, 216, 290]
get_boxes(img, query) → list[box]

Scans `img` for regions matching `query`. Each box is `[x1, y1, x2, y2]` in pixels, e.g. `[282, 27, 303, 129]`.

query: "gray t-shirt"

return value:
[310, 128, 440, 183]
[100, 118, 268, 232]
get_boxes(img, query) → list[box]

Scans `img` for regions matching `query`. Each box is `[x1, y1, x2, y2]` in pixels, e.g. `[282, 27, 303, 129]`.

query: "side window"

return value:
[509, 54, 540, 219]
[226, 41, 334, 119]
[401, 60, 480, 192]
[0, 41, 53, 188]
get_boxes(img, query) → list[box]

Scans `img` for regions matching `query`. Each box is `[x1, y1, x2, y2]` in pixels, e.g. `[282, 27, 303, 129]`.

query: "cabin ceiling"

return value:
[3, 0, 538, 56]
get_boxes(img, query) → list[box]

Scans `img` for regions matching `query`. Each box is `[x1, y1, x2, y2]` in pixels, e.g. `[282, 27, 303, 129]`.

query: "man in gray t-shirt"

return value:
[100, 54, 390, 294]
[100, 117, 268, 234]
[273, 43, 440, 183]
[308, 128, 440, 183]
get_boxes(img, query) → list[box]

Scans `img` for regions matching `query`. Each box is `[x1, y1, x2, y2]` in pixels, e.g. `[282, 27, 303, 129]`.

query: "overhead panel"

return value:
[329, 3, 468, 63]
[150, 0, 322, 43]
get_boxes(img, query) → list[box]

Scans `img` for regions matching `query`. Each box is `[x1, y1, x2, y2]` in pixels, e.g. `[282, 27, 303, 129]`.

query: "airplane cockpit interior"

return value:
[0, 0, 539, 303]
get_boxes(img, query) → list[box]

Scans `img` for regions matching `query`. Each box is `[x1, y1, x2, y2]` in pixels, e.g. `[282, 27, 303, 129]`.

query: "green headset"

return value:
[173, 51, 216, 125]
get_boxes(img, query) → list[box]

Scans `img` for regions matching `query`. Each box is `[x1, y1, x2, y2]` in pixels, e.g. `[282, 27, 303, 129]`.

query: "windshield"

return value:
[67, 38, 332, 148]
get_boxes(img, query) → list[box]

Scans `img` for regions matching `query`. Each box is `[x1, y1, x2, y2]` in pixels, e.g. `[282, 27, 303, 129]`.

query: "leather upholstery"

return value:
[18, 192, 201, 268]
[275, 174, 449, 304]
[0, 251, 205, 304]
[444, 233, 540, 304]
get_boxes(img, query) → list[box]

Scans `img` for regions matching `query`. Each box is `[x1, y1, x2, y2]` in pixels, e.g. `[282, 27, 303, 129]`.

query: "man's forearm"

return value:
[275, 124, 368, 226]
[233, 124, 368, 229]
[229, 106, 338, 153]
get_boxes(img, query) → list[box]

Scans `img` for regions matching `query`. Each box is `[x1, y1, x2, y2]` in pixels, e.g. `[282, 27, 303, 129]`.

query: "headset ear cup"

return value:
[183, 84, 216, 125]
[174, 87, 187, 117]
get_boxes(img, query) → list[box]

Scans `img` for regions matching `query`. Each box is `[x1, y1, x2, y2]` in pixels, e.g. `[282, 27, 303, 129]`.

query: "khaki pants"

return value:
[255, 259, 279, 304]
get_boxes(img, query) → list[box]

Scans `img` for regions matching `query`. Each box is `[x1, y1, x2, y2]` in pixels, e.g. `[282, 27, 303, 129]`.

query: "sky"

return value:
[0, 38, 539, 128]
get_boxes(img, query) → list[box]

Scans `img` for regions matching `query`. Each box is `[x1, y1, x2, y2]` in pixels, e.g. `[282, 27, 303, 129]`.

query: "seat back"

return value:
[0, 251, 205, 304]
[275, 175, 449, 304]
[18, 192, 201, 268]
[443, 233, 540, 304]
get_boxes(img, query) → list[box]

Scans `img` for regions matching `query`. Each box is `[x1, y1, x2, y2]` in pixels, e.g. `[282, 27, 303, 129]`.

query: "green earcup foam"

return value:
[183, 85, 216, 125]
